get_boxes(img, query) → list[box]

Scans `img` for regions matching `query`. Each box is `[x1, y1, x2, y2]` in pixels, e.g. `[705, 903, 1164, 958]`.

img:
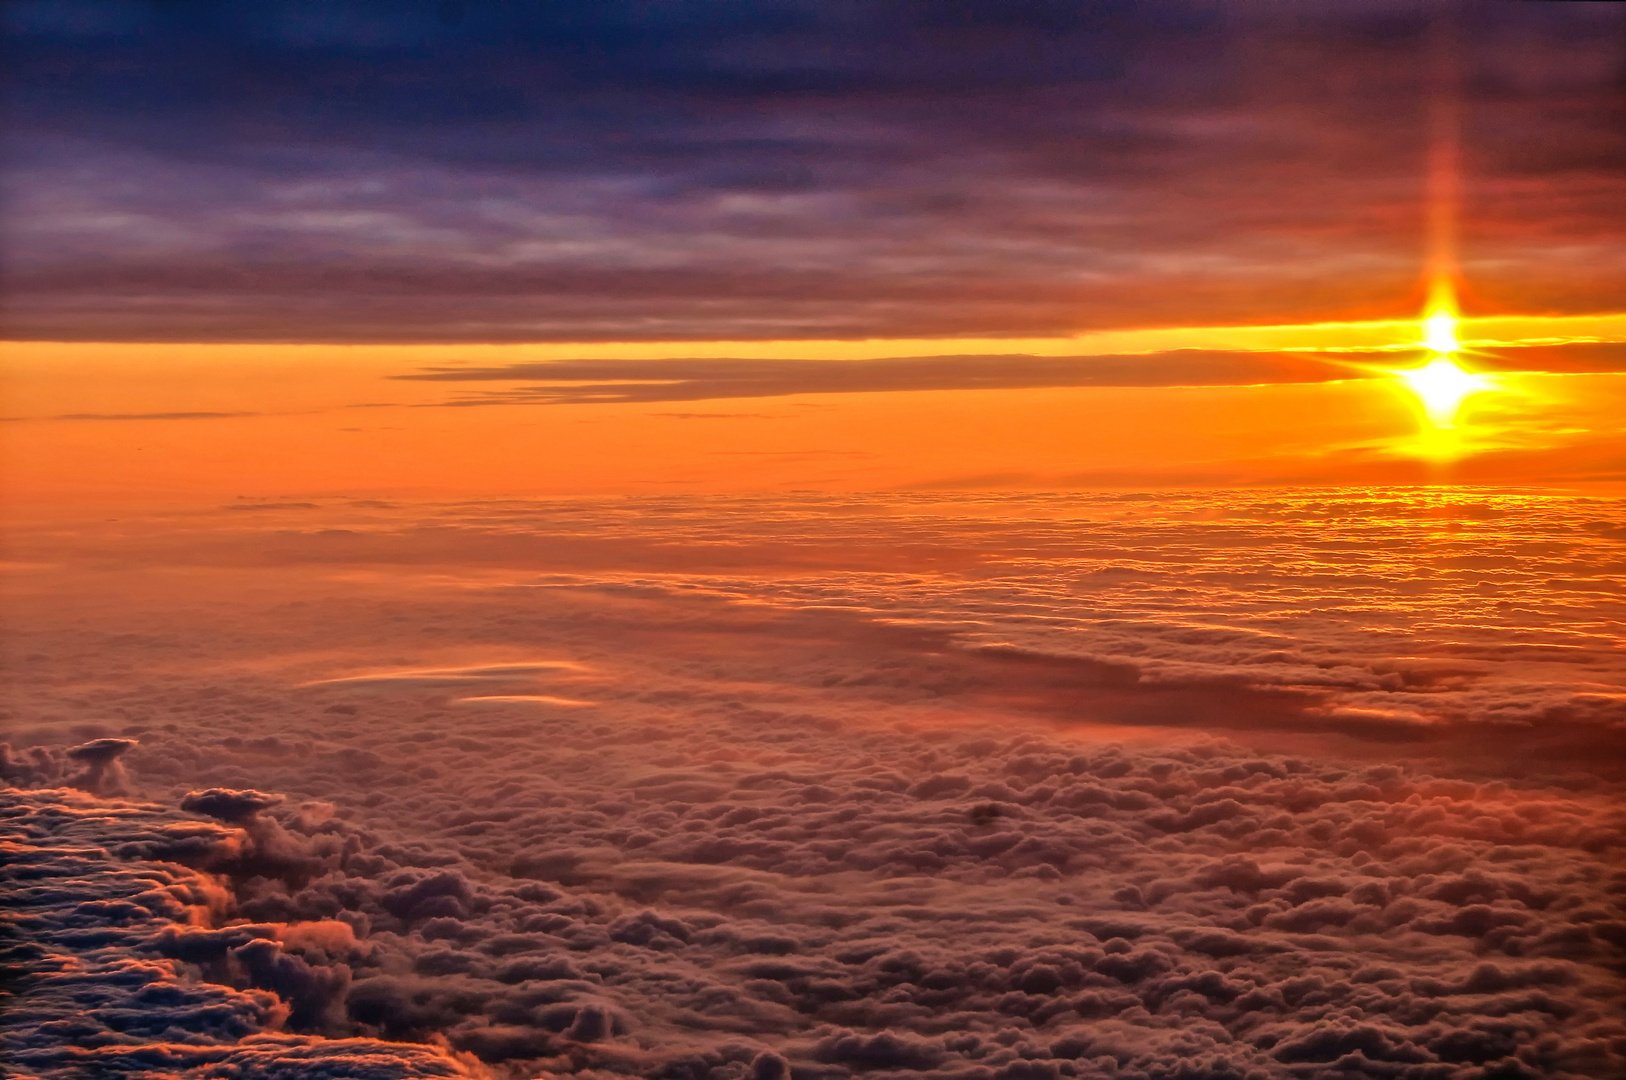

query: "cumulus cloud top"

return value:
[181, 786, 287, 822]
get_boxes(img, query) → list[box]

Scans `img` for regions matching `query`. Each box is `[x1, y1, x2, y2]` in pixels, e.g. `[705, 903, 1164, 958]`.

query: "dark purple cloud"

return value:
[2, 2, 1622, 341]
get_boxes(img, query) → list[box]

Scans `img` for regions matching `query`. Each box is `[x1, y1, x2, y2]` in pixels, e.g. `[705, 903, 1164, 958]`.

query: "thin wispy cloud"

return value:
[1, 410, 261, 422]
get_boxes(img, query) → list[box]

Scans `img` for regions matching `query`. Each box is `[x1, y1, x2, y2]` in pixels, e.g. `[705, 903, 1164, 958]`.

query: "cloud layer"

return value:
[4, 2, 1623, 341]
[4, 489, 1626, 1077]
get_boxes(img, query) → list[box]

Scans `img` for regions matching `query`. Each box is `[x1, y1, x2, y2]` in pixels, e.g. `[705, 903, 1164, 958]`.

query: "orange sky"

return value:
[4, 311, 1625, 509]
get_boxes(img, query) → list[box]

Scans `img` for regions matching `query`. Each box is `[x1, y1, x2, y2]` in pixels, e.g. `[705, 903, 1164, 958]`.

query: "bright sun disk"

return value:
[1402, 356, 1487, 427]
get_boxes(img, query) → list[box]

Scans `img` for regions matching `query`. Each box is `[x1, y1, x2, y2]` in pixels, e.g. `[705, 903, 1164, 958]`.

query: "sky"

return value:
[3, 0, 1625, 341]
[4, 4, 1626, 1080]
[3, 0, 1626, 501]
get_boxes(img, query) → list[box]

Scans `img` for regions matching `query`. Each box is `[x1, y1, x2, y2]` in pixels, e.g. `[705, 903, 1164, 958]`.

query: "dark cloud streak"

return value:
[396, 351, 1365, 405]
[391, 342, 1626, 406]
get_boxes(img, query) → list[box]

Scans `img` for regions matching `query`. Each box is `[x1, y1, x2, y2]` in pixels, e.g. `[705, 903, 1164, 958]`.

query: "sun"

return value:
[1391, 283, 1490, 428]
[1402, 355, 1487, 427]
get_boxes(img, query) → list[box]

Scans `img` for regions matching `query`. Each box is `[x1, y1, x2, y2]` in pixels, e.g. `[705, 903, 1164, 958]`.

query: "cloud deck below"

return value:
[3, 490, 1624, 1078]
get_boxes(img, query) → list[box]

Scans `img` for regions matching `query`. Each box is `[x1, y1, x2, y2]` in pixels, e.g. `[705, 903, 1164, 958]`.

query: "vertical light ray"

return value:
[1394, 5, 1492, 446]
[1422, 1, 1462, 345]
